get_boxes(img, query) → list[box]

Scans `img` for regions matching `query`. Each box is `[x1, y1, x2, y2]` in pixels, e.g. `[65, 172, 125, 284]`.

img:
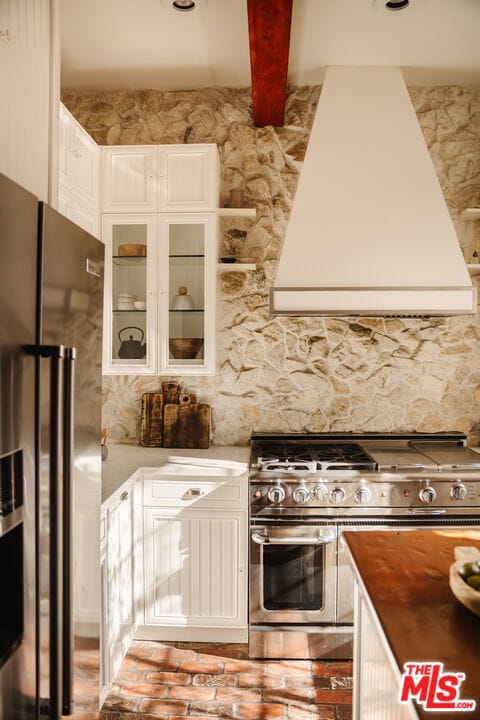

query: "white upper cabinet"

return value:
[70, 120, 100, 207]
[101, 144, 219, 214]
[101, 146, 159, 213]
[58, 103, 100, 237]
[101, 143, 220, 375]
[0, 0, 55, 202]
[159, 145, 220, 212]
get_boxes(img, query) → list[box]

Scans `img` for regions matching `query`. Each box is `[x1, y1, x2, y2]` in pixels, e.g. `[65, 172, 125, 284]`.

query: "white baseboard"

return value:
[134, 625, 248, 643]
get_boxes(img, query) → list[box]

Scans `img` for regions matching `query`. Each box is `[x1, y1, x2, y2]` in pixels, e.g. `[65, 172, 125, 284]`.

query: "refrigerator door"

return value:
[0, 174, 38, 718]
[38, 205, 104, 716]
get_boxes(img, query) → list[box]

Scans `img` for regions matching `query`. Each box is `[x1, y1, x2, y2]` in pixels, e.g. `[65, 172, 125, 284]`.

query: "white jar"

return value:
[171, 286, 194, 310]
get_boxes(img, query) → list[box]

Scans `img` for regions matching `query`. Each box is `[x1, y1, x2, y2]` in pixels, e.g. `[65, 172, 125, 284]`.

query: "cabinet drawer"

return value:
[143, 477, 247, 508]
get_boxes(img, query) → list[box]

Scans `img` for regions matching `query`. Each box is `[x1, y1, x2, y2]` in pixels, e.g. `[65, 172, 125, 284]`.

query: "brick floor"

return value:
[97, 641, 352, 720]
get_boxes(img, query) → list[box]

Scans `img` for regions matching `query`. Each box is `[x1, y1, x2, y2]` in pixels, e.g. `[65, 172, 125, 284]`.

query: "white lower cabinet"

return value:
[142, 508, 247, 638]
[101, 481, 140, 691]
[100, 467, 248, 699]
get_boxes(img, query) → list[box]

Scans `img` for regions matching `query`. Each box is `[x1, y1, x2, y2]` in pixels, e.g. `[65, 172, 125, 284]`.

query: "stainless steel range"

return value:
[248, 432, 480, 660]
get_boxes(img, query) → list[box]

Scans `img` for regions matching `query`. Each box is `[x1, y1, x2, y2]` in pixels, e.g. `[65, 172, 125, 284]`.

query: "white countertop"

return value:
[101, 443, 250, 504]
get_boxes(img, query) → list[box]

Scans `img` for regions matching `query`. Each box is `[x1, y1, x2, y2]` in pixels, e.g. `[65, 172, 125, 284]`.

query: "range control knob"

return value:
[419, 486, 437, 504]
[450, 483, 468, 501]
[312, 485, 328, 501]
[268, 486, 285, 504]
[330, 487, 346, 504]
[354, 487, 371, 504]
[292, 486, 310, 504]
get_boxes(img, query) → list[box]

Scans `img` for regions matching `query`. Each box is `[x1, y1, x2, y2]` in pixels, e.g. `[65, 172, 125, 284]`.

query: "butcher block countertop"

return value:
[101, 443, 250, 504]
[342, 529, 480, 720]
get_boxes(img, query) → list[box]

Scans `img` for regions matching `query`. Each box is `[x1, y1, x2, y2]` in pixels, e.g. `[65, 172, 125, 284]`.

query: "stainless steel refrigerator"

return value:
[0, 172, 104, 719]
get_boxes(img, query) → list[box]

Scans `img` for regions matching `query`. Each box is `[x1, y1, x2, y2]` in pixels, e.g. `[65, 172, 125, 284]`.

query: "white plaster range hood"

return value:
[271, 66, 477, 316]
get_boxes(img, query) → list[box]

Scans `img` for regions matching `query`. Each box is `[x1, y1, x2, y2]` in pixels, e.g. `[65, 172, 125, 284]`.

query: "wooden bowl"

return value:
[449, 546, 480, 617]
[169, 338, 203, 359]
[118, 243, 147, 257]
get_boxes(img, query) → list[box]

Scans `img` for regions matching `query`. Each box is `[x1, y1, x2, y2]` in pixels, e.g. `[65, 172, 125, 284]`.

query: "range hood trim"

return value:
[271, 285, 477, 316]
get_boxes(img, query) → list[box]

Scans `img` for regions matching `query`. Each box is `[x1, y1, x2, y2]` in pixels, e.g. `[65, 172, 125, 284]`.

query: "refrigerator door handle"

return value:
[24, 344, 65, 720]
[62, 347, 75, 716]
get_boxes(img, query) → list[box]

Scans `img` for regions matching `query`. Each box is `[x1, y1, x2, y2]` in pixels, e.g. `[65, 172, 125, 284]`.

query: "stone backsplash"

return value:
[63, 85, 480, 446]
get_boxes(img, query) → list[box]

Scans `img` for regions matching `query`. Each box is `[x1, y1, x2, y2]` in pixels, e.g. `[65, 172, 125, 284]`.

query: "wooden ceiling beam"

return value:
[247, 0, 293, 127]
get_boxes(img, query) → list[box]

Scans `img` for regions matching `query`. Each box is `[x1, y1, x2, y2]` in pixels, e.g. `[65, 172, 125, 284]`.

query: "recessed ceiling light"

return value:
[173, 0, 196, 10]
[160, 0, 207, 14]
[372, 0, 421, 13]
[385, 0, 410, 10]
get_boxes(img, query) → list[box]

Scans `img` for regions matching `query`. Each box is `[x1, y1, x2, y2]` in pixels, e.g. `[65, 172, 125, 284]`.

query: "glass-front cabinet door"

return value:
[159, 214, 216, 374]
[103, 214, 157, 374]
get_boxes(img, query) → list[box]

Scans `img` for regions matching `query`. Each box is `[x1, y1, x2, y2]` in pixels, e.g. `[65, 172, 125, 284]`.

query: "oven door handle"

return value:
[406, 508, 447, 515]
[251, 530, 336, 545]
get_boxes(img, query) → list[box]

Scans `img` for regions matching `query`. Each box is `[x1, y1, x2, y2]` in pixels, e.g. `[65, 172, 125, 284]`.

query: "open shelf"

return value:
[467, 264, 480, 276]
[217, 208, 257, 218]
[460, 208, 480, 220]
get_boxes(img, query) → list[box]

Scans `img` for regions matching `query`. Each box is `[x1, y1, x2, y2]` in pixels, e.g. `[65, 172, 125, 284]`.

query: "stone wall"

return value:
[63, 85, 480, 446]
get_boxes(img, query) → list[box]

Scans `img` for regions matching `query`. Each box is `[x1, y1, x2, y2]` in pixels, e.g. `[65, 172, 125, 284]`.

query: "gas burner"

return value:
[257, 442, 377, 473]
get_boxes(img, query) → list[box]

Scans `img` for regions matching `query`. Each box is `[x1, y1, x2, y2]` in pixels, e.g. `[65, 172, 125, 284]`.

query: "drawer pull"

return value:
[184, 487, 204, 499]
[120, 490, 129, 502]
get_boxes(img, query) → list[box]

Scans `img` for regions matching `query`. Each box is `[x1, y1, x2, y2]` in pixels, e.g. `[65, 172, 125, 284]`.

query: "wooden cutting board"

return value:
[140, 392, 164, 447]
[163, 403, 210, 449]
[161, 381, 180, 405]
[163, 403, 179, 448]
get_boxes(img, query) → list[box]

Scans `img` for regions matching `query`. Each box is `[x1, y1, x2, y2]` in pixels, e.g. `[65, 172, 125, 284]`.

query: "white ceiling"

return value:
[60, 0, 480, 93]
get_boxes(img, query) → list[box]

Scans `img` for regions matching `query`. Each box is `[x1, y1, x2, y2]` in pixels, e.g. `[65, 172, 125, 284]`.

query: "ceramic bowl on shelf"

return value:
[118, 243, 147, 257]
[134, 301, 146, 311]
[220, 257, 236, 263]
[169, 338, 203, 359]
[449, 546, 480, 617]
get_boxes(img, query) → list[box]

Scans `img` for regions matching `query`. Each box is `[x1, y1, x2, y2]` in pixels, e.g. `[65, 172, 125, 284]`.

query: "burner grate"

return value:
[257, 442, 377, 472]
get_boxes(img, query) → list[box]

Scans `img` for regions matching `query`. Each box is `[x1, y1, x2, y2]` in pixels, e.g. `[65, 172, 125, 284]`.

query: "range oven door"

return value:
[249, 524, 337, 624]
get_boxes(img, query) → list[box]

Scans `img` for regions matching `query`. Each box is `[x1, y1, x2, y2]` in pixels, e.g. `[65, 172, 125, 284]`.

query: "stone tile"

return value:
[313, 690, 352, 705]
[115, 669, 146, 683]
[285, 675, 330, 689]
[171, 717, 215, 720]
[114, 682, 168, 698]
[223, 660, 263, 674]
[145, 671, 191, 685]
[334, 706, 352, 720]
[192, 673, 237, 687]
[238, 673, 285, 688]
[189, 700, 236, 717]
[169, 686, 216, 701]
[311, 662, 352, 678]
[101, 640, 352, 720]
[263, 688, 314, 703]
[121, 657, 170, 671]
[151, 643, 197, 662]
[217, 687, 262, 702]
[138, 698, 189, 715]
[178, 660, 224, 674]
[102, 694, 139, 712]
[287, 705, 335, 720]
[330, 677, 353, 690]
[237, 702, 286, 720]
[265, 662, 312, 676]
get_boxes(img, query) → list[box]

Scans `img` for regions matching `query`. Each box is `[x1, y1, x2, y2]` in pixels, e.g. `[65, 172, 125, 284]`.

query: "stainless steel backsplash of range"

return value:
[248, 432, 480, 660]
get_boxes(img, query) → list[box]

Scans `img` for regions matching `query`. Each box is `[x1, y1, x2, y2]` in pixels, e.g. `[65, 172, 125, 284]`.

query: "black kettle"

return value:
[118, 327, 147, 359]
